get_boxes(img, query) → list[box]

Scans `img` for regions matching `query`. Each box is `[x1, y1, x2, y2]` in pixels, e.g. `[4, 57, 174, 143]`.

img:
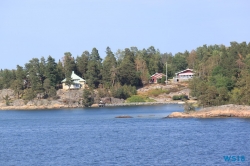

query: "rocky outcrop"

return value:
[0, 89, 15, 100]
[57, 89, 83, 101]
[12, 99, 25, 106]
[0, 89, 84, 110]
[167, 104, 250, 118]
[100, 97, 125, 104]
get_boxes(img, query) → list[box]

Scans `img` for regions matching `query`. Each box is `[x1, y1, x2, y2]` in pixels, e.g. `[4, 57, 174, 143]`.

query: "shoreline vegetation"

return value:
[1, 42, 250, 111]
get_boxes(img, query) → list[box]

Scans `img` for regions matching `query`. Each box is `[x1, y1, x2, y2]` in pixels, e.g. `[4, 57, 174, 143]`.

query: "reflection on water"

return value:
[0, 104, 250, 166]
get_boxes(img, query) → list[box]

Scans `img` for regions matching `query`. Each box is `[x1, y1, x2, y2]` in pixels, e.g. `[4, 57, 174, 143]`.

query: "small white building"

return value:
[61, 71, 86, 89]
[174, 68, 194, 82]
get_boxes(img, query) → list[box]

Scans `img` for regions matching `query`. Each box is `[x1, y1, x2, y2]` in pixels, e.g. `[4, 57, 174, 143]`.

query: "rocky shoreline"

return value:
[0, 101, 185, 110]
[167, 104, 250, 118]
[105, 101, 184, 107]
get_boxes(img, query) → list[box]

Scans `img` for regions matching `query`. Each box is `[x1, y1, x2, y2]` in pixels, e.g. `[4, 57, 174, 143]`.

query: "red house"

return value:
[150, 73, 166, 83]
[174, 68, 194, 82]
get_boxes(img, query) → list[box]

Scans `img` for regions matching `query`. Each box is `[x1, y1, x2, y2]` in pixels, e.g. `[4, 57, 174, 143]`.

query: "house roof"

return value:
[151, 73, 166, 79]
[61, 71, 85, 83]
[175, 68, 194, 75]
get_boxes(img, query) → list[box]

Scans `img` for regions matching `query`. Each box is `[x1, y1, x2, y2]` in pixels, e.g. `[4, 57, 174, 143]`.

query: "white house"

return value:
[61, 71, 86, 89]
[173, 68, 194, 82]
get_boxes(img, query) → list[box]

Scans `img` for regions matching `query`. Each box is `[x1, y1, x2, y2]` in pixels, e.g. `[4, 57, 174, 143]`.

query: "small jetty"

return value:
[98, 101, 105, 107]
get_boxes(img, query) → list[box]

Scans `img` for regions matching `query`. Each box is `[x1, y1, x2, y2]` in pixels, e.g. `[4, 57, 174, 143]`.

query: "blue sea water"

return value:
[0, 104, 250, 166]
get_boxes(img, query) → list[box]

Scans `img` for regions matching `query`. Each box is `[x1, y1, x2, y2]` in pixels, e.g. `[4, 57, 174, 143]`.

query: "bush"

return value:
[160, 76, 166, 84]
[172, 94, 189, 100]
[3, 95, 11, 106]
[22, 89, 36, 101]
[111, 84, 137, 99]
[82, 89, 94, 107]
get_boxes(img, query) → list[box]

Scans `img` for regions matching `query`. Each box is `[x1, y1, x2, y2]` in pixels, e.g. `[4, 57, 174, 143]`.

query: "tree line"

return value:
[0, 46, 184, 100]
[1, 42, 250, 105]
[188, 41, 250, 106]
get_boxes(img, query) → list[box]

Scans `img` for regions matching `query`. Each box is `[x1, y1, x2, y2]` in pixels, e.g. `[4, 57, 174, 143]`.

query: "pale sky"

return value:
[1, 0, 250, 69]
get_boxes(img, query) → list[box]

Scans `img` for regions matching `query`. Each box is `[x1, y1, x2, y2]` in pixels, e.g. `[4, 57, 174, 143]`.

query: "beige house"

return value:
[61, 71, 86, 90]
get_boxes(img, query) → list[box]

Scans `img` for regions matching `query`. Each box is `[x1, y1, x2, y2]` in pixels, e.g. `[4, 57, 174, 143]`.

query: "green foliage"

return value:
[23, 89, 36, 101]
[160, 76, 166, 84]
[126, 95, 146, 102]
[82, 89, 94, 107]
[111, 84, 137, 99]
[172, 94, 188, 100]
[134, 52, 149, 85]
[76, 51, 89, 79]
[43, 78, 56, 98]
[1, 41, 250, 107]
[118, 48, 140, 86]
[86, 48, 102, 88]
[102, 47, 117, 88]
[188, 42, 250, 106]
[10, 79, 24, 99]
[56, 60, 64, 86]
[65, 75, 74, 90]
[1, 69, 16, 88]
[172, 52, 188, 73]
[45, 56, 58, 87]
[3, 95, 11, 106]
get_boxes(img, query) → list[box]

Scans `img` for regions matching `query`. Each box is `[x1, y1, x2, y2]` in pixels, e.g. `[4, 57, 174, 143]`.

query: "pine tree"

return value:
[45, 56, 57, 87]
[11, 65, 25, 98]
[102, 47, 117, 87]
[63, 52, 76, 89]
[56, 60, 65, 87]
[76, 51, 89, 79]
[118, 48, 139, 86]
[86, 48, 102, 88]
[135, 51, 149, 85]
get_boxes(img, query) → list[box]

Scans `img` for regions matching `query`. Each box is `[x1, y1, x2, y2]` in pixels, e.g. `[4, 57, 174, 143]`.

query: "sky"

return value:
[1, 0, 250, 69]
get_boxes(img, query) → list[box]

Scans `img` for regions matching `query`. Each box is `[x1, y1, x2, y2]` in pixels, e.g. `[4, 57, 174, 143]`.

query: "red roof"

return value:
[175, 68, 194, 75]
[151, 73, 166, 79]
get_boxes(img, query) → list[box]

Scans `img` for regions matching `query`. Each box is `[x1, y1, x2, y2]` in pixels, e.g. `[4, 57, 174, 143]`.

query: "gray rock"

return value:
[101, 97, 112, 104]
[0, 89, 15, 101]
[12, 99, 25, 106]
[115, 115, 133, 118]
[110, 97, 124, 104]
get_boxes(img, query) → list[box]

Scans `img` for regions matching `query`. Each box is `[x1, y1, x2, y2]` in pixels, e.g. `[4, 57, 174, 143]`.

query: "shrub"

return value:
[160, 76, 166, 84]
[82, 89, 94, 107]
[111, 84, 137, 99]
[3, 95, 11, 106]
[22, 89, 36, 101]
[172, 94, 189, 100]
